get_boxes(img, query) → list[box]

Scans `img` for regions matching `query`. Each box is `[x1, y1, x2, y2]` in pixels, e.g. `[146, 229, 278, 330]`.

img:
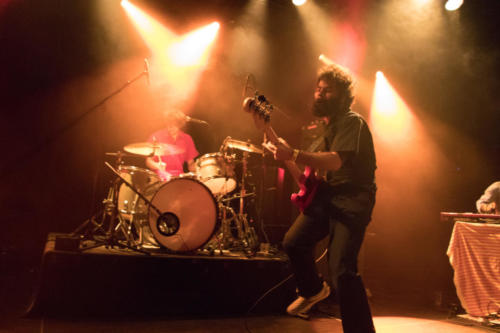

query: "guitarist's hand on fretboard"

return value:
[250, 110, 269, 133]
[262, 141, 277, 155]
[262, 139, 292, 161]
[243, 95, 323, 212]
[272, 137, 294, 161]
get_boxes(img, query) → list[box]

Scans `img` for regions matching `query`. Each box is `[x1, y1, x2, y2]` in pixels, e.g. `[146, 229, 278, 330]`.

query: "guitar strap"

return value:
[305, 121, 334, 153]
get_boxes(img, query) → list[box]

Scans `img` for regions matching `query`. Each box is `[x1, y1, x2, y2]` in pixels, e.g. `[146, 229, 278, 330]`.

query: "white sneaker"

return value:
[286, 281, 330, 318]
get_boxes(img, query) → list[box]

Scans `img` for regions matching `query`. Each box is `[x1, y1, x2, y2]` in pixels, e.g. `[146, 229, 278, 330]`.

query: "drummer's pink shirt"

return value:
[148, 129, 199, 177]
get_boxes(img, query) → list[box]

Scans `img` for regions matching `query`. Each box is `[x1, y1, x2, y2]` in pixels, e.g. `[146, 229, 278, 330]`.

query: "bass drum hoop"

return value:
[147, 177, 219, 253]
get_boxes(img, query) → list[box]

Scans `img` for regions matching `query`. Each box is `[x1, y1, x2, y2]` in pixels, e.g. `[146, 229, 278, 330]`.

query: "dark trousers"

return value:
[283, 188, 375, 333]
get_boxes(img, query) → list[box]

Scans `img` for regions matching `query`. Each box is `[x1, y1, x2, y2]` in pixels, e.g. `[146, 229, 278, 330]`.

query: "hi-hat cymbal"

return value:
[224, 138, 263, 154]
[124, 142, 183, 156]
[105, 151, 132, 157]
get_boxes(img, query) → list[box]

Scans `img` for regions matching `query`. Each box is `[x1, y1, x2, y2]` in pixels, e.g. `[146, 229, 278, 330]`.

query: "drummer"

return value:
[146, 109, 199, 181]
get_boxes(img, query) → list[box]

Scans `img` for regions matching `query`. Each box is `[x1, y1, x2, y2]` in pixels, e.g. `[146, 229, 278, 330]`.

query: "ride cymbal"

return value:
[223, 138, 263, 154]
[124, 142, 183, 156]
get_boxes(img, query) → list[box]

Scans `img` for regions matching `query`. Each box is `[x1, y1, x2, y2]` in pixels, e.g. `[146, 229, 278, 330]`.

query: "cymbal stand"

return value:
[74, 167, 138, 252]
[104, 177, 141, 249]
[72, 152, 128, 240]
[225, 151, 259, 252]
[101, 174, 136, 248]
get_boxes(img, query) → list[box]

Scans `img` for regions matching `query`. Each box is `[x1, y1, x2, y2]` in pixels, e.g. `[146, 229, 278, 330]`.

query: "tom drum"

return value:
[195, 153, 236, 196]
[117, 165, 160, 216]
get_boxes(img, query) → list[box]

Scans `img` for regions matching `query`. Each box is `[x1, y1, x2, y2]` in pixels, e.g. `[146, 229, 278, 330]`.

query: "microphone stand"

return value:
[73, 161, 155, 255]
[69, 62, 151, 253]
[90, 69, 148, 113]
[1, 63, 149, 181]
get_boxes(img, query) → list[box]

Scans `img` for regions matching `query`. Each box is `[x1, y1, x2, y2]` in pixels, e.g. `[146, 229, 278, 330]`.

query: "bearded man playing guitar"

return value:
[246, 64, 377, 332]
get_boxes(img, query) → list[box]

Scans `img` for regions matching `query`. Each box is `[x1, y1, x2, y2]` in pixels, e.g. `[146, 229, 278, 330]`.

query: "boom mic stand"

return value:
[70, 60, 153, 253]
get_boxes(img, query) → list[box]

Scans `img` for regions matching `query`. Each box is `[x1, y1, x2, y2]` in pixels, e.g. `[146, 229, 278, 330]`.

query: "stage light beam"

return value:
[120, 0, 176, 52]
[121, 0, 220, 106]
[370, 71, 415, 144]
[168, 22, 220, 67]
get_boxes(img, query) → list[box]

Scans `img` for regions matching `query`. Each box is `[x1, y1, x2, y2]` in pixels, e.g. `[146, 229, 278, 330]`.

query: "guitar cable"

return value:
[243, 247, 329, 333]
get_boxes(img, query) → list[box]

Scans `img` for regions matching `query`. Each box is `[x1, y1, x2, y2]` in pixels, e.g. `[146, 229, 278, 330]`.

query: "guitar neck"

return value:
[264, 126, 303, 186]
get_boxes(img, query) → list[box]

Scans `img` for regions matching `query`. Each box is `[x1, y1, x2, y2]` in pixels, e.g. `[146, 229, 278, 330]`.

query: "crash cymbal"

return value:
[224, 138, 263, 154]
[123, 142, 183, 156]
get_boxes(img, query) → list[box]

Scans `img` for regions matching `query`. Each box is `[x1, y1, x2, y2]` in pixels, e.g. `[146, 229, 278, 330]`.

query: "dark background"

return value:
[1, 0, 499, 308]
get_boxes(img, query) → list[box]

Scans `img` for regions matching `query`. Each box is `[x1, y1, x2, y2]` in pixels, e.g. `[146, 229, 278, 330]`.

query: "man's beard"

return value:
[311, 98, 342, 117]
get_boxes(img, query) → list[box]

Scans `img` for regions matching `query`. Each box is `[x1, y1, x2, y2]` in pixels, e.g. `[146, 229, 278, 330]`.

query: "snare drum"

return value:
[195, 153, 236, 195]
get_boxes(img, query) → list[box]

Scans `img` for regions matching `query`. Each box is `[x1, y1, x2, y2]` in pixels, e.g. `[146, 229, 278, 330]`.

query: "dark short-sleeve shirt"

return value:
[324, 111, 377, 189]
[302, 111, 377, 226]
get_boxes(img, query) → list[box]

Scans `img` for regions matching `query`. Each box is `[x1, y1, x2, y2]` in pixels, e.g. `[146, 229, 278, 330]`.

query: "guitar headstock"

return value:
[242, 95, 273, 123]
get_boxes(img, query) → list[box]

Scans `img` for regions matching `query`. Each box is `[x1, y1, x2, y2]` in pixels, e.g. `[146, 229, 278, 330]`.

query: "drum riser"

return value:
[27, 233, 295, 317]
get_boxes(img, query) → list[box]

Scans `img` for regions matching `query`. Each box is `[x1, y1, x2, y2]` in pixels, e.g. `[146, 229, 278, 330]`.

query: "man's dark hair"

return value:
[317, 64, 355, 112]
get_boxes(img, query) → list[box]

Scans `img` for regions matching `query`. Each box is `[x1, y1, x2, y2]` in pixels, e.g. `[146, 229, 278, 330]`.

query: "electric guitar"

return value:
[243, 95, 323, 212]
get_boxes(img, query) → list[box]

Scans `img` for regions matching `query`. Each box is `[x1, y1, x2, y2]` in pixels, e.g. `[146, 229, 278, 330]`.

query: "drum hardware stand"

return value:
[202, 202, 231, 255]
[73, 161, 166, 254]
[199, 137, 262, 255]
[71, 151, 128, 240]
[217, 151, 259, 253]
[72, 171, 142, 253]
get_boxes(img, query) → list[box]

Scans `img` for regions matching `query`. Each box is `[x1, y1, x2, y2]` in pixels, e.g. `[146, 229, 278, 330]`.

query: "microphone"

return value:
[185, 115, 208, 125]
[242, 73, 255, 97]
[242, 73, 250, 97]
[144, 58, 150, 85]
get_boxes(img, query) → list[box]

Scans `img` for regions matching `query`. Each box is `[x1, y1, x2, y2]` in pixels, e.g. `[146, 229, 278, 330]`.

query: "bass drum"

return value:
[147, 177, 219, 252]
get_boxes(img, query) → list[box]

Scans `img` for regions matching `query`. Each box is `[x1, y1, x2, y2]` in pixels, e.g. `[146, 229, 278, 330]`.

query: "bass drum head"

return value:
[148, 178, 218, 252]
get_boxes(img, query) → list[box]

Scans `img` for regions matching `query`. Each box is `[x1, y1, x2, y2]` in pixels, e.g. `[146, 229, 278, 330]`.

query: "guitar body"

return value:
[290, 166, 323, 212]
[243, 96, 323, 212]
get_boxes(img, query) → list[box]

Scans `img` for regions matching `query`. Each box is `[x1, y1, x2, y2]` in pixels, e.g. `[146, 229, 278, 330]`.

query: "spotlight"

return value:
[445, 0, 463, 11]
[292, 0, 307, 6]
[318, 54, 334, 66]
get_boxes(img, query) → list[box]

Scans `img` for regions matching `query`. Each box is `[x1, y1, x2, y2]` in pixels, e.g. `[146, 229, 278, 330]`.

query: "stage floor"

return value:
[2, 297, 497, 333]
[1, 235, 498, 332]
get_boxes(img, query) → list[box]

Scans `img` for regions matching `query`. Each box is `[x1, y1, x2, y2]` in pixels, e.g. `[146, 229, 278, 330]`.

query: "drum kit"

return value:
[76, 136, 265, 255]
